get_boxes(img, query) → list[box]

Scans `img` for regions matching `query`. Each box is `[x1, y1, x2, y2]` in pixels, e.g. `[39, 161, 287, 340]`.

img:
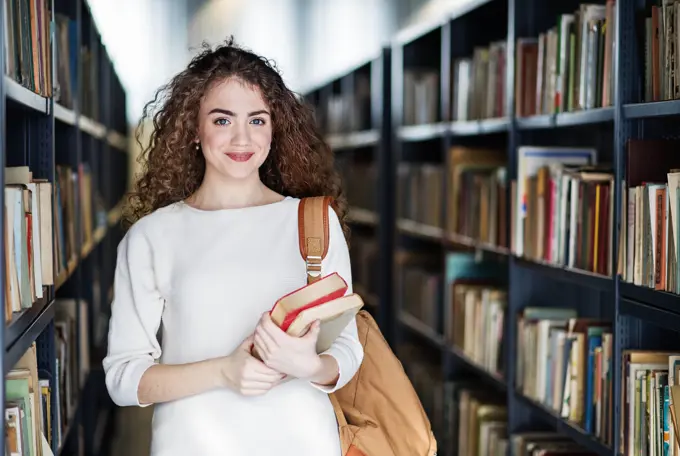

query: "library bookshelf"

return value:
[305, 0, 680, 455]
[1, 0, 129, 455]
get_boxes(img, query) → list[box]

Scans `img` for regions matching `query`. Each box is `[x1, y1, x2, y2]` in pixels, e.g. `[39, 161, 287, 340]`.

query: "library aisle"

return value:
[5, 0, 680, 455]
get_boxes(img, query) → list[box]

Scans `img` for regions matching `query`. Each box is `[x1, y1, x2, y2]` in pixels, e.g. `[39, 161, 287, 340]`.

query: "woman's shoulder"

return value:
[122, 202, 186, 241]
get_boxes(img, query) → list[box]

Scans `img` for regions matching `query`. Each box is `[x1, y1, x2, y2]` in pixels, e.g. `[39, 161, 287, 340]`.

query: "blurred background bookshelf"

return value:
[305, 0, 680, 455]
[2, 0, 130, 454]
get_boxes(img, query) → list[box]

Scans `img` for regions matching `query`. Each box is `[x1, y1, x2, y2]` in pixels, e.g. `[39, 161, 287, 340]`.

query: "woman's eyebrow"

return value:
[208, 108, 270, 116]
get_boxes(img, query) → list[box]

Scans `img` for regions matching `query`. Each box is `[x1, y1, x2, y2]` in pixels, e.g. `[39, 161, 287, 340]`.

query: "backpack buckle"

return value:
[306, 255, 322, 281]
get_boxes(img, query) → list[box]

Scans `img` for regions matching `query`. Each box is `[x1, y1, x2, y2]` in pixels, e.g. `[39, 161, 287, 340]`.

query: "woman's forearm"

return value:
[137, 358, 224, 405]
[308, 354, 340, 387]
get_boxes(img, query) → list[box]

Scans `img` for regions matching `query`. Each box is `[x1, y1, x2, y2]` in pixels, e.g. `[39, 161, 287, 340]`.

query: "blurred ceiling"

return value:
[88, 0, 474, 124]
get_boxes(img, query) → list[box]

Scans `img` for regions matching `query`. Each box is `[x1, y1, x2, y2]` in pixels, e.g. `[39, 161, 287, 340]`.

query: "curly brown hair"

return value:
[125, 37, 349, 241]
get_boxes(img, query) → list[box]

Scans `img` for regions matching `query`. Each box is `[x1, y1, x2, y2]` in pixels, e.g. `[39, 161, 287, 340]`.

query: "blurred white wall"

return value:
[88, 0, 191, 123]
[88, 0, 475, 124]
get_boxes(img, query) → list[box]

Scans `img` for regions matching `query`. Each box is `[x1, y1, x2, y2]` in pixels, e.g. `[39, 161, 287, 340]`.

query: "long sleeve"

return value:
[310, 206, 364, 393]
[102, 222, 165, 407]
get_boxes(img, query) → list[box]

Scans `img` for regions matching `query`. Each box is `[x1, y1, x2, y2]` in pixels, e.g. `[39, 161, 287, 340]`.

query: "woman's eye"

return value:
[214, 118, 229, 126]
[251, 118, 266, 125]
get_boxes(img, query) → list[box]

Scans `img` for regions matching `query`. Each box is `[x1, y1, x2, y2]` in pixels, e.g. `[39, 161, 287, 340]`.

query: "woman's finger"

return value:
[255, 321, 279, 350]
[253, 332, 271, 359]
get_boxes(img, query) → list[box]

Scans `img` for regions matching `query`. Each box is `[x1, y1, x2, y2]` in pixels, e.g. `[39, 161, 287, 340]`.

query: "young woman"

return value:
[102, 38, 363, 456]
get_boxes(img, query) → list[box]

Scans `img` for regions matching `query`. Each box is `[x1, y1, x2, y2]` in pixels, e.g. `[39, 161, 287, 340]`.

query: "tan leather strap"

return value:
[298, 196, 332, 284]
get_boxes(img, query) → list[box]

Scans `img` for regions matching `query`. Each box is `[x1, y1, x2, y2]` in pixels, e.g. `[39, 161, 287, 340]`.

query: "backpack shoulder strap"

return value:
[298, 196, 333, 284]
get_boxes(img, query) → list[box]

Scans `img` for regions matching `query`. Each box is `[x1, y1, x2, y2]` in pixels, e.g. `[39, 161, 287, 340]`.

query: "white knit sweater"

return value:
[102, 196, 363, 455]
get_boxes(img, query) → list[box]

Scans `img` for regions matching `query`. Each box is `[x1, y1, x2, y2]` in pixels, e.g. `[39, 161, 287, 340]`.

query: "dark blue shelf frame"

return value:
[1, 0, 130, 454]
[305, 0, 680, 454]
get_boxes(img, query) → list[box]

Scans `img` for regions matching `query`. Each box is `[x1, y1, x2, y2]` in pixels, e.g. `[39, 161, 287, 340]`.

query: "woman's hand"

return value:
[253, 312, 324, 380]
[220, 334, 287, 396]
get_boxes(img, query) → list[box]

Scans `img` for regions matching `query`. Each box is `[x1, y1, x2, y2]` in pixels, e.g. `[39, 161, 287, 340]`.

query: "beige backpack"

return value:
[298, 196, 438, 456]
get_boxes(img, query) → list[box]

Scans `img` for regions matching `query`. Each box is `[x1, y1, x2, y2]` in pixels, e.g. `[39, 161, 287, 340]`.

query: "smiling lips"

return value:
[225, 152, 254, 162]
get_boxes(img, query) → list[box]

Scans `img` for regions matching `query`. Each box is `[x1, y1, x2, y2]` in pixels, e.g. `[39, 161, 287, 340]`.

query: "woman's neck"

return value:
[187, 169, 282, 211]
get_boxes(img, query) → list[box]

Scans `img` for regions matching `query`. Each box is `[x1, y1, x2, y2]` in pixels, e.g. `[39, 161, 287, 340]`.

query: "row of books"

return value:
[446, 281, 506, 377]
[404, 0, 617, 125]
[618, 139, 680, 292]
[4, 164, 105, 322]
[452, 41, 507, 122]
[446, 146, 508, 247]
[621, 351, 680, 456]
[53, 13, 100, 121]
[5, 298, 90, 456]
[310, 73, 371, 135]
[53, 14, 76, 110]
[398, 351, 609, 456]
[517, 308, 613, 445]
[516, 1, 616, 117]
[448, 385, 606, 456]
[403, 263, 680, 456]
[642, 2, 680, 103]
[396, 163, 444, 229]
[395, 141, 680, 282]
[4, 0, 53, 98]
[339, 160, 378, 214]
[397, 250, 443, 331]
[4, 167, 54, 320]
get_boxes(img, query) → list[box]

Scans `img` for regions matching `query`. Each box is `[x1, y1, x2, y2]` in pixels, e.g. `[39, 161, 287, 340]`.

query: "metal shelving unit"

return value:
[1, 0, 130, 454]
[306, 0, 680, 454]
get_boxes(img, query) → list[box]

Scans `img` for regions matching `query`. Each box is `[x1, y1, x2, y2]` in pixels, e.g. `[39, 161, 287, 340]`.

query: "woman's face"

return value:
[196, 77, 273, 182]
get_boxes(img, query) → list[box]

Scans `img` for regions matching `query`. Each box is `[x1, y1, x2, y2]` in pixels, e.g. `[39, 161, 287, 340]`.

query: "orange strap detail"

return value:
[298, 196, 332, 284]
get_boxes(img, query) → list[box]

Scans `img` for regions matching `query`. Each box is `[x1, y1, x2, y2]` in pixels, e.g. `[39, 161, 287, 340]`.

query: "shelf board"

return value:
[445, 232, 510, 256]
[55, 255, 78, 290]
[619, 282, 680, 318]
[624, 100, 680, 119]
[514, 391, 611, 456]
[517, 107, 614, 129]
[397, 123, 447, 141]
[554, 107, 615, 126]
[397, 219, 444, 241]
[326, 130, 379, 149]
[5, 297, 55, 374]
[5, 76, 49, 114]
[516, 114, 553, 129]
[107, 131, 128, 151]
[513, 256, 612, 291]
[399, 311, 444, 349]
[107, 199, 125, 227]
[449, 117, 509, 136]
[348, 207, 379, 225]
[79, 116, 107, 139]
[620, 297, 680, 332]
[54, 103, 76, 125]
[448, 345, 506, 390]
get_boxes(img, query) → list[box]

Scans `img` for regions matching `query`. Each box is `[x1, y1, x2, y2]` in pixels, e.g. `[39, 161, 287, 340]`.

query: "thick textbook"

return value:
[254, 272, 364, 356]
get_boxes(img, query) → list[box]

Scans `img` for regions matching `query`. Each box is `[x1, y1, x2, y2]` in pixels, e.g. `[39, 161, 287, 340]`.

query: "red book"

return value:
[270, 272, 348, 331]
[252, 273, 363, 357]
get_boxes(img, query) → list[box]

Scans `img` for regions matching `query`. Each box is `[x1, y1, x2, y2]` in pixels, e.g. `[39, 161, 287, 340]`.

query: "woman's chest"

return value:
[162, 233, 308, 332]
